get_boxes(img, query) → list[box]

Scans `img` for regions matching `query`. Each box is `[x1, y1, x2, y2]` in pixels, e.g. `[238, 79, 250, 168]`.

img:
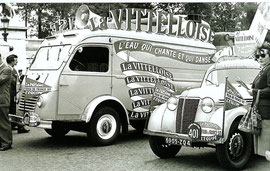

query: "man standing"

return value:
[6, 55, 29, 133]
[0, 53, 13, 151]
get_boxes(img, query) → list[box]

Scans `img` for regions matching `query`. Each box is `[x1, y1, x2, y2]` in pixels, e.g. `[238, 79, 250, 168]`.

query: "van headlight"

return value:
[201, 97, 215, 113]
[167, 96, 178, 111]
[37, 96, 44, 108]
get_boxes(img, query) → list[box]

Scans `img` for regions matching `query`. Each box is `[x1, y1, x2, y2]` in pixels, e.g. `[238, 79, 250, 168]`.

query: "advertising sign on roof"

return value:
[234, 30, 256, 57]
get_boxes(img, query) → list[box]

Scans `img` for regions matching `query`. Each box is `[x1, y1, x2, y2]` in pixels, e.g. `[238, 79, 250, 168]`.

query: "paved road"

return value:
[0, 127, 269, 171]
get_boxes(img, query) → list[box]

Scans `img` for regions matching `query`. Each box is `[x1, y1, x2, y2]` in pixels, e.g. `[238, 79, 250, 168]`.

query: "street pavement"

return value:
[0, 127, 269, 171]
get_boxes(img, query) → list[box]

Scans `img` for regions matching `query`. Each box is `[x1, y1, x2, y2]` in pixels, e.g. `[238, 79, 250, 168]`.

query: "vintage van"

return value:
[144, 56, 261, 169]
[12, 6, 216, 146]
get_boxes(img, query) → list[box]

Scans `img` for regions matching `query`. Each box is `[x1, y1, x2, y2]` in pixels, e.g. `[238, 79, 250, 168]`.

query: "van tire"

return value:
[149, 136, 181, 158]
[44, 122, 70, 137]
[87, 107, 120, 146]
[216, 121, 252, 169]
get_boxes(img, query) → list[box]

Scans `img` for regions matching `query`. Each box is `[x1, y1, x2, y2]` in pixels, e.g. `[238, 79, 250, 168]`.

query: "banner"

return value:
[149, 81, 174, 112]
[115, 40, 215, 64]
[24, 78, 52, 99]
[249, 2, 270, 47]
[222, 77, 246, 138]
[120, 60, 175, 120]
[224, 78, 246, 111]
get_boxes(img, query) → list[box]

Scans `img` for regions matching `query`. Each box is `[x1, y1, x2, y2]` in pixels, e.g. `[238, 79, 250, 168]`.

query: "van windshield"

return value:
[30, 45, 71, 70]
[205, 68, 260, 86]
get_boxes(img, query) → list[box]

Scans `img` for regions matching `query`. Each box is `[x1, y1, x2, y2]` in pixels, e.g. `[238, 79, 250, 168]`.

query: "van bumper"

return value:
[9, 114, 52, 129]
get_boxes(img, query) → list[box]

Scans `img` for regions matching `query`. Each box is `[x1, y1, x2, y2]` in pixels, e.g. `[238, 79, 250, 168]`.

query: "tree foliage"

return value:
[16, 2, 258, 38]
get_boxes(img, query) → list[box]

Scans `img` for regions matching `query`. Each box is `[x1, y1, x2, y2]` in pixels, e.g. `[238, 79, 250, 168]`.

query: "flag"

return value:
[24, 77, 52, 99]
[224, 78, 246, 111]
[149, 80, 174, 112]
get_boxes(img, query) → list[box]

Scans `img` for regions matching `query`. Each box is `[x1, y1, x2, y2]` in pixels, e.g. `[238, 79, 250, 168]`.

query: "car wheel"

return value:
[216, 121, 253, 169]
[149, 136, 181, 158]
[87, 107, 120, 146]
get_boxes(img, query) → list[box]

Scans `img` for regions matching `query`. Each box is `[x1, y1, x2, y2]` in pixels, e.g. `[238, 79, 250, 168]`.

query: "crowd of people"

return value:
[0, 53, 29, 151]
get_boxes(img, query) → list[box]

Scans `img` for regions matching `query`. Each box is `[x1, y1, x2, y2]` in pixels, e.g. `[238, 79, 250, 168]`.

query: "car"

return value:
[144, 56, 261, 169]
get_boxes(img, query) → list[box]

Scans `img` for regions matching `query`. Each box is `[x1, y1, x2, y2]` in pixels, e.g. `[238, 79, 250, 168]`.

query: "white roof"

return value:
[41, 29, 216, 51]
[214, 58, 260, 69]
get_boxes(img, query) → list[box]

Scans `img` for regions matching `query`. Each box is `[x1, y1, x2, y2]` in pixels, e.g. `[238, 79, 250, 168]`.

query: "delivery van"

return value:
[12, 5, 216, 146]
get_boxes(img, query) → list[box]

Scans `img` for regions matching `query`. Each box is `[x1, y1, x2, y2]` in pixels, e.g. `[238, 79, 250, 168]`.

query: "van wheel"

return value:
[149, 136, 181, 158]
[216, 121, 252, 169]
[130, 120, 146, 132]
[87, 107, 120, 146]
[44, 123, 70, 137]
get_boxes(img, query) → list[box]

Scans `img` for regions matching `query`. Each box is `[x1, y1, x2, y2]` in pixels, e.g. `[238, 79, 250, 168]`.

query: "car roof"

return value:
[212, 56, 260, 70]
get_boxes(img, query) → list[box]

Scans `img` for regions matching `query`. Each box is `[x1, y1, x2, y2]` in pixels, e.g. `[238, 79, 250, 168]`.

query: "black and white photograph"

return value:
[0, 0, 270, 170]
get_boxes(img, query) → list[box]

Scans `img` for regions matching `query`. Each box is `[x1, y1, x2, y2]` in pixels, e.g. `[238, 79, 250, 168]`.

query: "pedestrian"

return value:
[6, 55, 30, 134]
[0, 53, 13, 151]
[18, 69, 24, 84]
[248, 42, 270, 160]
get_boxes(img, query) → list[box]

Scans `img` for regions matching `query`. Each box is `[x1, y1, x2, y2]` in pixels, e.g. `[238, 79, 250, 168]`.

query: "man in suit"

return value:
[6, 55, 29, 134]
[0, 53, 13, 151]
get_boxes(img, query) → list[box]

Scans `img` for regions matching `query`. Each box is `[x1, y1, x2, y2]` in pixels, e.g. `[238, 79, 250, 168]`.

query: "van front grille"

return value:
[176, 97, 200, 134]
[18, 92, 38, 112]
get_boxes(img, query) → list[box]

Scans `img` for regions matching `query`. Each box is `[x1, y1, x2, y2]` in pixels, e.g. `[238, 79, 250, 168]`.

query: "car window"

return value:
[205, 68, 259, 86]
[69, 46, 109, 72]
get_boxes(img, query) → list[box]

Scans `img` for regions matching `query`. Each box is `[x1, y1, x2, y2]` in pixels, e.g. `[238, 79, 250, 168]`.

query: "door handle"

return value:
[60, 84, 69, 86]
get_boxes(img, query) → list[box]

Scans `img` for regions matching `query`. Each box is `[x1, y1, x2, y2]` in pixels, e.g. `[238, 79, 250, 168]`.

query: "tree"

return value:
[16, 2, 259, 38]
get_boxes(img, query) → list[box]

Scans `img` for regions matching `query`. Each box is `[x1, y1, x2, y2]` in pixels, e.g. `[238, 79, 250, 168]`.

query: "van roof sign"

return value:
[52, 5, 214, 43]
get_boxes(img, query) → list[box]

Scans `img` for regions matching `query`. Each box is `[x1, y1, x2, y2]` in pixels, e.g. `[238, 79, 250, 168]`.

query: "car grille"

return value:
[18, 92, 38, 112]
[176, 97, 200, 134]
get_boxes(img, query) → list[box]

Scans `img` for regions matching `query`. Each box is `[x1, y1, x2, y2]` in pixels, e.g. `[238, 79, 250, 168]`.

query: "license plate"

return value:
[165, 137, 192, 147]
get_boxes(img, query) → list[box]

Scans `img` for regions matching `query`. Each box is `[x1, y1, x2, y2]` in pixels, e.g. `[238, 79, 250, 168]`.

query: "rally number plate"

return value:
[165, 137, 192, 147]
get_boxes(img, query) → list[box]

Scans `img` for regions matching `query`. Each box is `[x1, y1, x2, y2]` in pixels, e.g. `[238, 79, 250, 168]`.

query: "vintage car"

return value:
[144, 56, 261, 169]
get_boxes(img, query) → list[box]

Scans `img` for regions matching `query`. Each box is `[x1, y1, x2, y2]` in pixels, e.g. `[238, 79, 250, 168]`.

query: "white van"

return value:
[12, 6, 216, 146]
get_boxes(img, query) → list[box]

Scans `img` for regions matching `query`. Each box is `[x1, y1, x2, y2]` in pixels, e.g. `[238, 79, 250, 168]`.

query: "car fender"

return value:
[147, 103, 177, 132]
[209, 106, 248, 141]
[81, 95, 128, 123]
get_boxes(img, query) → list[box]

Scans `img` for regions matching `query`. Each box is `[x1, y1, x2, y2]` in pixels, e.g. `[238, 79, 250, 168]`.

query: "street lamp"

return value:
[1, 14, 10, 42]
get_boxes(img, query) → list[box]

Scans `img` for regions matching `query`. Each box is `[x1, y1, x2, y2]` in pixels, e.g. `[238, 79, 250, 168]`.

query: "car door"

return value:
[58, 44, 112, 118]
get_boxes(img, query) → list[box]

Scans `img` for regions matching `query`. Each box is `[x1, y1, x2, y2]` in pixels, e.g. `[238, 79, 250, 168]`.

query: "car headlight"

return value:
[201, 97, 215, 113]
[167, 96, 178, 111]
[37, 96, 44, 108]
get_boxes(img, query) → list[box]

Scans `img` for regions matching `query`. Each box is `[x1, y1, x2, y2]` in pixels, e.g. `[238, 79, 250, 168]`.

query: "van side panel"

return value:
[111, 37, 215, 121]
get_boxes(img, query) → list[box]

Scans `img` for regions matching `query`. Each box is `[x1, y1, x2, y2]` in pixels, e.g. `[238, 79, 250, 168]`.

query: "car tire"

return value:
[87, 107, 120, 146]
[216, 120, 253, 169]
[149, 136, 181, 158]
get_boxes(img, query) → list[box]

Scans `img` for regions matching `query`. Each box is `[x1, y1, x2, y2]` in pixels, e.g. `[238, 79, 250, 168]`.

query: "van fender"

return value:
[209, 106, 248, 142]
[81, 95, 129, 123]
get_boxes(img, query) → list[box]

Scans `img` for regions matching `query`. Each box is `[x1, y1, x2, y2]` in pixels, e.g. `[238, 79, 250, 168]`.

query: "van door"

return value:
[58, 45, 112, 118]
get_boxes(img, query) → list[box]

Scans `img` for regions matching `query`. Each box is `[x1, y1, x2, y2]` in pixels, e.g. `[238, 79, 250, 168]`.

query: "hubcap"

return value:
[96, 114, 117, 140]
[229, 133, 244, 159]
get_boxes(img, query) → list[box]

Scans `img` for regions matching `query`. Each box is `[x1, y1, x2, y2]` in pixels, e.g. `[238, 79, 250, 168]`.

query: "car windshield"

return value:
[30, 45, 71, 70]
[204, 68, 260, 87]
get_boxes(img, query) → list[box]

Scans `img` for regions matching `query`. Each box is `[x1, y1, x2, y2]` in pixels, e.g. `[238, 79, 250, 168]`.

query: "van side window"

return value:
[69, 46, 109, 72]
